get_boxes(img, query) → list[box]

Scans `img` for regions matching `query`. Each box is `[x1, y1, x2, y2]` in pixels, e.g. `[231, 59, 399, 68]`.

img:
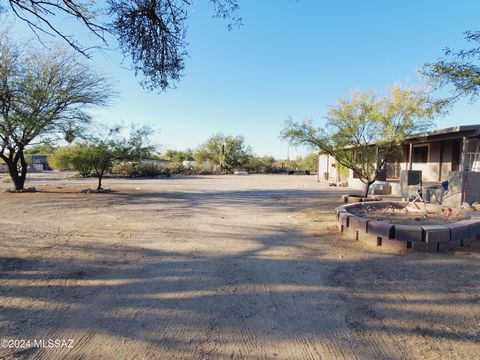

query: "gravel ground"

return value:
[0, 174, 479, 359]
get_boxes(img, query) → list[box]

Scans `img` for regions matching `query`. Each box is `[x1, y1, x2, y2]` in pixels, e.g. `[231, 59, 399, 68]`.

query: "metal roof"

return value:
[408, 124, 480, 139]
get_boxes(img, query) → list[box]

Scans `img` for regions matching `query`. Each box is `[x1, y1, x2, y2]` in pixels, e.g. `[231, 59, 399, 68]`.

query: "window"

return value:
[412, 145, 429, 163]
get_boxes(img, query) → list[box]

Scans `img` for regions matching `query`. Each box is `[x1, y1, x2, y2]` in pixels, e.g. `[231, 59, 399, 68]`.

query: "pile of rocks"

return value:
[80, 188, 112, 194]
[4, 187, 36, 193]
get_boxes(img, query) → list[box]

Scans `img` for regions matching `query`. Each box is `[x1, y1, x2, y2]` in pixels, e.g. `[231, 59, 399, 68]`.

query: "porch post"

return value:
[439, 141, 444, 181]
[408, 143, 413, 170]
[460, 136, 468, 171]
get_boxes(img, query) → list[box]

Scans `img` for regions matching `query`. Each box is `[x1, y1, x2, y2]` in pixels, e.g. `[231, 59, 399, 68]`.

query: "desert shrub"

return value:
[49, 144, 94, 177]
[298, 153, 318, 172]
[244, 155, 275, 173]
[166, 162, 188, 175]
[111, 162, 170, 178]
[194, 166, 215, 175]
[138, 163, 171, 177]
[111, 162, 132, 177]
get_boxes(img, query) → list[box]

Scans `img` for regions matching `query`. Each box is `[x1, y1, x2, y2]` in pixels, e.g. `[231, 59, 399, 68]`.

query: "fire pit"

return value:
[335, 201, 480, 252]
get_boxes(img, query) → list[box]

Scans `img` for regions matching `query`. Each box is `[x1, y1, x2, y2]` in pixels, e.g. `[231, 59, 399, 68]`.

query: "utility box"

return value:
[425, 186, 444, 204]
[400, 170, 422, 199]
[369, 182, 392, 195]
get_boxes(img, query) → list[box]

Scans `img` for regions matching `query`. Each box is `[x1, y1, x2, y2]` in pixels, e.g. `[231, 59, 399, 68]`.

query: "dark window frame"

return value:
[412, 144, 429, 163]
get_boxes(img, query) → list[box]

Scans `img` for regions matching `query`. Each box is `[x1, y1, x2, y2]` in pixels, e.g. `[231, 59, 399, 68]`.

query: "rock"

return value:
[80, 188, 112, 194]
[461, 202, 474, 211]
[472, 202, 480, 212]
[5, 187, 36, 193]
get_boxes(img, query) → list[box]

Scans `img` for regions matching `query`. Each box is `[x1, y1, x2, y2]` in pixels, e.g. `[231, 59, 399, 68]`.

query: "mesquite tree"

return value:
[0, 33, 111, 191]
[281, 86, 446, 196]
[86, 124, 157, 190]
[424, 31, 480, 101]
[49, 124, 157, 190]
[0, 0, 241, 90]
[195, 133, 251, 172]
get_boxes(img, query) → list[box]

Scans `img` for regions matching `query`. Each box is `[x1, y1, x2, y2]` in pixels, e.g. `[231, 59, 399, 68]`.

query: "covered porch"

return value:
[385, 125, 480, 183]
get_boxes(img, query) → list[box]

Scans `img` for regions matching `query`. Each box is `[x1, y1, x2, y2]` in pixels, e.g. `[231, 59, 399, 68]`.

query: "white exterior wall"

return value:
[318, 154, 336, 181]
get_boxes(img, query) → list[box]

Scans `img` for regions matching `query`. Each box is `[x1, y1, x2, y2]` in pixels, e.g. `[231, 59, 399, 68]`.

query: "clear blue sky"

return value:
[6, 0, 480, 158]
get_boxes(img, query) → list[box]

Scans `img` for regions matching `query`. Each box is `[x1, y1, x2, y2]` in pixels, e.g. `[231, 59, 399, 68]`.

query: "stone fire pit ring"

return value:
[335, 201, 480, 252]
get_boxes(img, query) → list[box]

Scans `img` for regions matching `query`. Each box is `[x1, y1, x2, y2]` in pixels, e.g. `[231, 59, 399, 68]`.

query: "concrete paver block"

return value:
[412, 241, 439, 252]
[447, 222, 471, 242]
[367, 220, 395, 239]
[338, 212, 353, 233]
[339, 212, 353, 227]
[349, 216, 369, 241]
[421, 225, 451, 243]
[447, 239, 461, 250]
[335, 206, 347, 219]
[460, 238, 471, 247]
[360, 233, 383, 247]
[465, 219, 480, 239]
[394, 224, 423, 242]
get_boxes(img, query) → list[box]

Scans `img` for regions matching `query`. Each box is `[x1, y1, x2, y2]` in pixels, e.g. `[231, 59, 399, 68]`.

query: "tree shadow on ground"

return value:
[0, 184, 479, 359]
[1, 232, 479, 359]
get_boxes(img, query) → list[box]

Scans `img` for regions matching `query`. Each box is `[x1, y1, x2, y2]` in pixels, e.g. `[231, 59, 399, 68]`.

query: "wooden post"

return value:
[439, 141, 444, 181]
[408, 143, 413, 170]
[460, 137, 468, 205]
[460, 136, 468, 171]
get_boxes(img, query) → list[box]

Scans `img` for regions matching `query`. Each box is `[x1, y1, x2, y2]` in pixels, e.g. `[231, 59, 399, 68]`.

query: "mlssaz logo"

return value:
[33, 339, 74, 348]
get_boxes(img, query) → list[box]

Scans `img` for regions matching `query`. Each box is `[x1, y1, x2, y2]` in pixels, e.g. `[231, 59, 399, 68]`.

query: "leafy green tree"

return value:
[298, 153, 318, 172]
[88, 125, 157, 190]
[0, 33, 112, 190]
[163, 149, 194, 162]
[0, 0, 240, 90]
[281, 86, 445, 196]
[244, 155, 275, 173]
[195, 133, 251, 172]
[51, 125, 157, 190]
[424, 31, 480, 101]
[49, 144, 94, 176]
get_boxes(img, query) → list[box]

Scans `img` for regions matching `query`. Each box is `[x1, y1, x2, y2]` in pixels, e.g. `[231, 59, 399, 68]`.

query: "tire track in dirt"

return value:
[327, 262, 416, 360]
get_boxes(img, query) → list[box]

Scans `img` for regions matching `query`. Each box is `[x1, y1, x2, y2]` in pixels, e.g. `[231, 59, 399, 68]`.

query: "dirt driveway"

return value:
[0, 174, 479, 359]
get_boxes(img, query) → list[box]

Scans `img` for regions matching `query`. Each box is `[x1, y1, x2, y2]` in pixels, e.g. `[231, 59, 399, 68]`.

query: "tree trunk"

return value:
[6, 149, 27, 191]
[97, 172, 103, 190]
[364, 180, 374, 198]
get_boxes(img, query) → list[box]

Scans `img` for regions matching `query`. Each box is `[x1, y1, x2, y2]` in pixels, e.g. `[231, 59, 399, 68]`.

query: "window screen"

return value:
[412, 145, 428, 163]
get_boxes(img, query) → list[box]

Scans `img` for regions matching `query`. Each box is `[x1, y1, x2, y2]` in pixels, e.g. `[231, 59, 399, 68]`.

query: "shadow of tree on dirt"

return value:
[0, 186, 479, 359]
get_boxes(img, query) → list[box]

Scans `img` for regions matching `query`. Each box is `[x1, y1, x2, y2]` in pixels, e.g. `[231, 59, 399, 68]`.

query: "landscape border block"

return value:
[421, 225, 451, 243]
[367, 220, 395, 239]
[335, 200, 480, 252]
[394, 224, 423, 242]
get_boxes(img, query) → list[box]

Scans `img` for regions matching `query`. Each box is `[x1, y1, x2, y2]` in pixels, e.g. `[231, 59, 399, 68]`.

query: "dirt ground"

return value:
[0, 174, 479, 360]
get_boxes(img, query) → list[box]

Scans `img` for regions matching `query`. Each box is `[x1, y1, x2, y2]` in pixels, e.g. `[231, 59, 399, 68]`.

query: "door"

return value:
[452, 139, 461, 171]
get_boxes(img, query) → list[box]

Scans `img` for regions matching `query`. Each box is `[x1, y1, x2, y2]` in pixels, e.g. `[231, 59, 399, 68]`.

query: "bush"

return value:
[49, 144, 94, 177]
[166, 162, 188, 175]
[111, 162, 171, 178]
[163, 162, 218, 175]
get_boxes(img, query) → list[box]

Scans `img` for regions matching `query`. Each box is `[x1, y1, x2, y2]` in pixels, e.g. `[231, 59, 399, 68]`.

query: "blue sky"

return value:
[6, 0, 480, 158]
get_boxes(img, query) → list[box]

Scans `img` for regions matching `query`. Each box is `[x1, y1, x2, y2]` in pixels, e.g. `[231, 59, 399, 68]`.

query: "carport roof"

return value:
[406, 124, 480, 143]
[316, 124, 480, 154]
